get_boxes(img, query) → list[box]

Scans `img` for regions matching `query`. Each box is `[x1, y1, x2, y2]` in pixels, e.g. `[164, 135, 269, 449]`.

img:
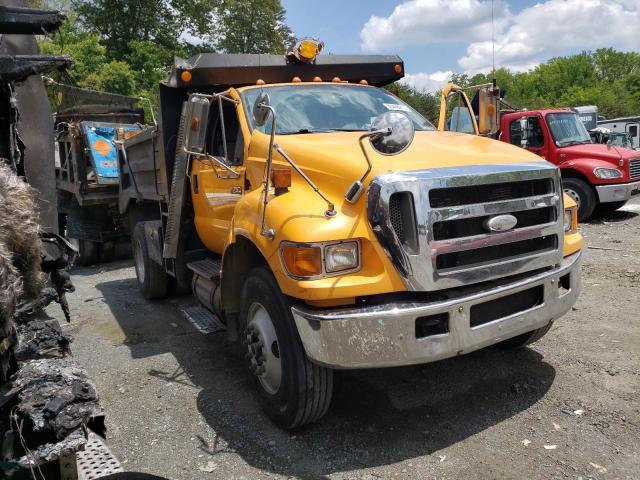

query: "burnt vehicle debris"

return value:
[0, 3, 121, 479]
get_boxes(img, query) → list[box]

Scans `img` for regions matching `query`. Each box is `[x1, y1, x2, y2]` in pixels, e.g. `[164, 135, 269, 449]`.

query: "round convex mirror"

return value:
[370, 111, 415, 155]
[252, 92, 271, 127]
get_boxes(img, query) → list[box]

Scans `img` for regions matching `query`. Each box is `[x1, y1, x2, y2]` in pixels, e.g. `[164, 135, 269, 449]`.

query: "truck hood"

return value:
[258, 130, 547, 184]
[559, 143, 639, 165]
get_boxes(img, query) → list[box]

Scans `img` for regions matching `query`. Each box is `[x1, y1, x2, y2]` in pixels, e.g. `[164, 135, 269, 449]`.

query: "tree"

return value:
[450, 51, 640, 117]
[74, 0, 184, 57]
[214, 0, 294, 54]
[127, 39, 176, 90]
[80, 60, 137, 96]
[39, 19, 107, 84]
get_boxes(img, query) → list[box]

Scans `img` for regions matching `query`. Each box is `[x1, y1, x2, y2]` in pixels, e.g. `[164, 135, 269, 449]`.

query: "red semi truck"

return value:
[439, 84, 640, 220]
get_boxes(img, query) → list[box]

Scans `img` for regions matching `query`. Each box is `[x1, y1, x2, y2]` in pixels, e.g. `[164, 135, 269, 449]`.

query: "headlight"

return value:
[593, 167, 623, 179]
[325, 241, 359, 273]
[280, 240, 360, 279]
[564, 206, 578, 233]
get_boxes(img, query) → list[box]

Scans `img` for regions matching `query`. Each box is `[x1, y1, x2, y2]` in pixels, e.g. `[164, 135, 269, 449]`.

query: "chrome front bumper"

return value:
[292, 251, 582, 369]
[596, 180, 640, 203]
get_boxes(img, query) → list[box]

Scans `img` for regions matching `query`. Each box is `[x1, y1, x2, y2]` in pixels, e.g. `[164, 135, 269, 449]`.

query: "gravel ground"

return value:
[47, 198, 640, 480]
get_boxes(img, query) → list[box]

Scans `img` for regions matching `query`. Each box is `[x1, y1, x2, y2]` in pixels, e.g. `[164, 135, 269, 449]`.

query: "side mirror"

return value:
[519, 117, 530, 148]
[184, 95, 210, 153]
[252, 92, 271, 127]
[369, 111, 415, 155]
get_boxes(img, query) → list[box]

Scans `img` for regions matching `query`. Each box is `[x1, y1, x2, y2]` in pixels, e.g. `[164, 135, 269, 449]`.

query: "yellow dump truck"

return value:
[118, 47, 583, 428]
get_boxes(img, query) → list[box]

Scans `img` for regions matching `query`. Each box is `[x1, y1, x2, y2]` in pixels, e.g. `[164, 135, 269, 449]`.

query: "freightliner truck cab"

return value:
[119, 47, 583, 428]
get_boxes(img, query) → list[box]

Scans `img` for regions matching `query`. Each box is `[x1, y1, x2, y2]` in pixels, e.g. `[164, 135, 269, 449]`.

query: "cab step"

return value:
[182, 304, 226, 334]
[186, 258, 221, 280]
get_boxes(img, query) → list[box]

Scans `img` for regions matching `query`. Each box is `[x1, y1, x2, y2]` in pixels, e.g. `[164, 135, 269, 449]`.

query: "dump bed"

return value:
[118, 126, 168, 212]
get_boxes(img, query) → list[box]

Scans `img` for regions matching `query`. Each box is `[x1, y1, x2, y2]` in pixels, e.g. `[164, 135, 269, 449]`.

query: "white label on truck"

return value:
[383, 103, 411, 112]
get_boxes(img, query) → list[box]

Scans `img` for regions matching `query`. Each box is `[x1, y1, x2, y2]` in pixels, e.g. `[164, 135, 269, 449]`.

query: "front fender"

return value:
[226, 185, 406, 303]
[559, 158, 626, 185]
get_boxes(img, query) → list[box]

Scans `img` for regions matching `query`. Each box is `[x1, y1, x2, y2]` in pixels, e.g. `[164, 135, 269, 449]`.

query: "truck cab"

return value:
[500, 109, 640, 220]
[120, 51, 583, 429]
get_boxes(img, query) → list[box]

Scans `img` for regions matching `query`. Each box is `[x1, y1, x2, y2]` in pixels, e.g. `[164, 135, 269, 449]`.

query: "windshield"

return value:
[610, 133, 631, 148]
[547, 113, 592, 147]
[240, 84, 434, 135]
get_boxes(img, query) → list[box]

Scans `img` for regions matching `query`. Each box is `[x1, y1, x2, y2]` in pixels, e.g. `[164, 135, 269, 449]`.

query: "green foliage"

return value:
[452, 49, 640, 118]
[74, 0, 184, 57]
[38, 0, 294, 120]
[215, 0, 294, 54]
[79, 60, 137, 96]
[39, 19, 106, 83]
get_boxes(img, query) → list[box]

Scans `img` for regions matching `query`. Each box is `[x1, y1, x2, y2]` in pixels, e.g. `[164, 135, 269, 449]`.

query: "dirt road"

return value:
[48, 199, 640, 479]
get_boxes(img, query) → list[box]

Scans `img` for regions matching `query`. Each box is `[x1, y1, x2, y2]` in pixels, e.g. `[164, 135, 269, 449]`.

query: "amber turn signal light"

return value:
[180, 70, 192, 82]
[271, 168, 291, 190]
[281, 245, 322, 277]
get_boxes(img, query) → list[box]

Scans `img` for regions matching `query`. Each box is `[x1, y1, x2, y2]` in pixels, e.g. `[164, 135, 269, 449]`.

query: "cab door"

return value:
[507, 115, 550, 161]
[626, 123, 639, 149]
[191, 97, 246, 254]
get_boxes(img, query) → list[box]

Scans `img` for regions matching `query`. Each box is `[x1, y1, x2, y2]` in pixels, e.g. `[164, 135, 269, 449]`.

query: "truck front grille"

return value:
[436, 235, 558, 270]
[367, 164, 564, 291]
[630, 159, 640, 180]
[429, 178, 553, 208]
[432, 206, 556, 240]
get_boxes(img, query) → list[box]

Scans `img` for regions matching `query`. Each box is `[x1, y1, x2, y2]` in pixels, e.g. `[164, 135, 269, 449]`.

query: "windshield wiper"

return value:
[280, 128, 363, 135]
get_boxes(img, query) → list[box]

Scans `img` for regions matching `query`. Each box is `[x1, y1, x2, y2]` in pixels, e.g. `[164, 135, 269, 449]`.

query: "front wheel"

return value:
[240, 267, 333, 429]
[562, 177, 596, 221]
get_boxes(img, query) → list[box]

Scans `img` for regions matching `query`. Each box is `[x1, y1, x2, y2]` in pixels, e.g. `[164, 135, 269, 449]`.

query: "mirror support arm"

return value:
[273, 144, 336, 217]
[344, 128, 390, 204]
[357, 128, 389, 184]
[260, 104, 278, 239]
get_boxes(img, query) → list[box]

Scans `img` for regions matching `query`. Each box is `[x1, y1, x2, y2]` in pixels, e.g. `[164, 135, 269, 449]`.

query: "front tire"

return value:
[497, 321, 553, 349]
[240, 267, 333, 429]
[132, 223, 168, 300]
[562, 177, 596, 221]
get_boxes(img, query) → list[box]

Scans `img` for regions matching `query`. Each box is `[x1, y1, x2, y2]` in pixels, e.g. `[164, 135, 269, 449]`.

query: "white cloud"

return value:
[401, 71, 453, 92]
[361, 0, 640, 78]
[360, 0, 511, 52]
[460, 0, 640, 72]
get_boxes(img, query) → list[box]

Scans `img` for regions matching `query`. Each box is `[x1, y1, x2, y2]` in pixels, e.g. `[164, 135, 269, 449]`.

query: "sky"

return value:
[281, 0, 640, 92]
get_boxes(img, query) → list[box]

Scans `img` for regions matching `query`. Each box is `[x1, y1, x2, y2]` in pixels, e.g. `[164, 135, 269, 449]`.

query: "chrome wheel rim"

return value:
[246, 302, 281, 395]
[563, 187, 581, 210]
[134, 238, 145, 284]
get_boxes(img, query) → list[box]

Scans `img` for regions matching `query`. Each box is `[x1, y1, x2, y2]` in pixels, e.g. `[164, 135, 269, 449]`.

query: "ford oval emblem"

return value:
[484, 214, 518, 233]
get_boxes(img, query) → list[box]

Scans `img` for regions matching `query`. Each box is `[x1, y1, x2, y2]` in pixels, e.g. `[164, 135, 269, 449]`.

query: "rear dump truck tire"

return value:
[132, 223, 168, 300]
[562, 177, 596, 221]
[240, 267, 333, 429]
[69, 238, 100, 266]
[497, 321, 554, 349]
